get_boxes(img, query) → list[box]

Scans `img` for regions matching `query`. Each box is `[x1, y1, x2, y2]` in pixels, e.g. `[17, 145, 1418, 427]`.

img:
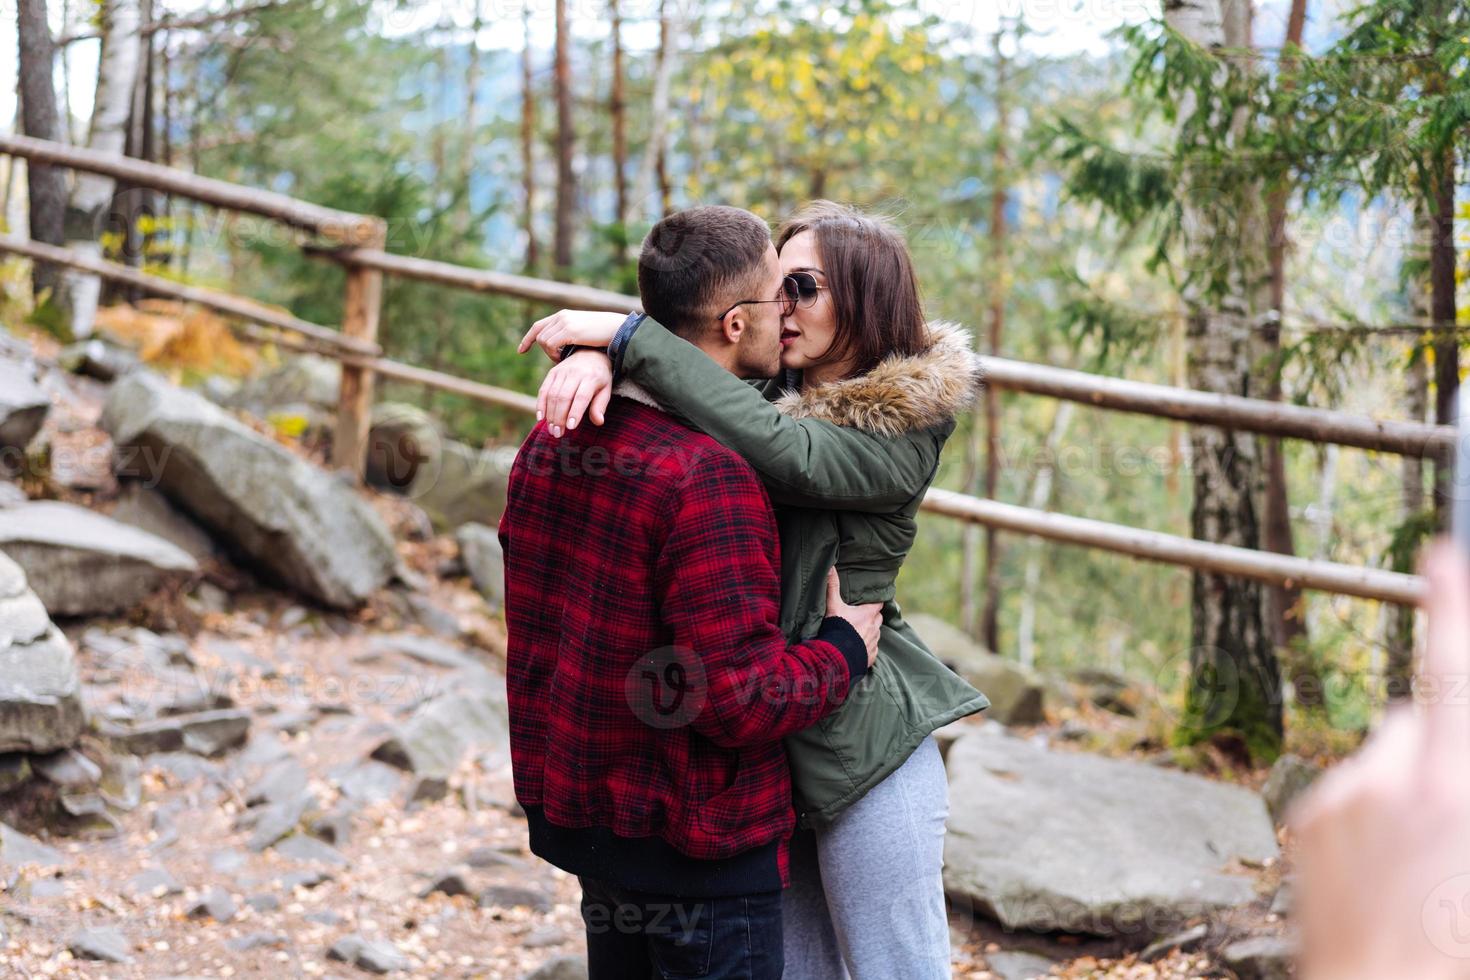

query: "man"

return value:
[498, 205, 883, 980]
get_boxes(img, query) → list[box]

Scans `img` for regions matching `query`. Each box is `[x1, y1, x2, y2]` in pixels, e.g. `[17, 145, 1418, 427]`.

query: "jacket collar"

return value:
[774, 321, 982, 437]
[613, 379, 664, 412]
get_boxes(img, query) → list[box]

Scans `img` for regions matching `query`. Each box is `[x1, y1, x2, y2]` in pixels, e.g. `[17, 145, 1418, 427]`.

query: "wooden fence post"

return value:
[334, 221, 386, 479]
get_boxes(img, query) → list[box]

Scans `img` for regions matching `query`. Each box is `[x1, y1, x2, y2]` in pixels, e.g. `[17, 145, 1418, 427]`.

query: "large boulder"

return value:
[109, 481, 219, 561]
[371, 667, 509, 779]
[0, 360, 49, 461]
[456, 523, 504, 609]
[0, 550, 84, 753]
[228, 355, 341, 415]
[101, 371, 397, 609]
[406, 439, 510, 532]
[366, 402, 440, 494]
[943, 727, 1278, 938]
[0, 501, 198, 616]
[907, 613, 1045, 726]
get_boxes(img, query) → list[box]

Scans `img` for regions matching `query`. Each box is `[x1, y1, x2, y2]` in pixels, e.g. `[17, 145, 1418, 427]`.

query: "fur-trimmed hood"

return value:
[773, 321, 983, 437]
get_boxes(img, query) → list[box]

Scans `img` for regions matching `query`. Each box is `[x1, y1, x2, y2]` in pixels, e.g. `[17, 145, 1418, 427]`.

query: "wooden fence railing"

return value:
[0, 136, 1435, 606]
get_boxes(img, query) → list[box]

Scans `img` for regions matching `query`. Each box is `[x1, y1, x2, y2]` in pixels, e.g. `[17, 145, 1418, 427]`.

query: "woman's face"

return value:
[777, 230, 849, 374]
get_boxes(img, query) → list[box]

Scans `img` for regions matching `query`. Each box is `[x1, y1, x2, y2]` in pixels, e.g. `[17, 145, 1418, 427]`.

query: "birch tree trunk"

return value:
[61, 0, 141, 339]
[17, 0, 68, 306]
[520, 6, 539, 275]
[1017, 402, 1075, 668]
[633, 0, 677, 221]
[1262, 0, 1310, 692]
[552, 0, 575, 274]
[1166, 0, 1282, 761]
[609, 0, 629, 262]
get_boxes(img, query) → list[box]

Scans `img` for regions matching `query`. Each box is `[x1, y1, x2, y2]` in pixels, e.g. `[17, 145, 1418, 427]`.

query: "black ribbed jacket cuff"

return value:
[815, 616, 869, 683]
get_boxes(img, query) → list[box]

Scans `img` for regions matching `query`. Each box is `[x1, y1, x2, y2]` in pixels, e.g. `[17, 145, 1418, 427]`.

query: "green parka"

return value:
[618, 316, 991, 828]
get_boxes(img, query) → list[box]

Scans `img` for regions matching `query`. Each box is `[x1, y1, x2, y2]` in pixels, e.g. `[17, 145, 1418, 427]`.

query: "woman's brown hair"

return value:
[775, 200, 930, 378]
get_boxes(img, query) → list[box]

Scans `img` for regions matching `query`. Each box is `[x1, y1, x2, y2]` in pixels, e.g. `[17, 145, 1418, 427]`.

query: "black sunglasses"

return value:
[785, 271, 828, 309]
[713, 272, 829, 323]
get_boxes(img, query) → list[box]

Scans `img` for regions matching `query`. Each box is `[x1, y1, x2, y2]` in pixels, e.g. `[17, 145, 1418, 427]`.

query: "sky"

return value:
[0, 0, 1186, 135]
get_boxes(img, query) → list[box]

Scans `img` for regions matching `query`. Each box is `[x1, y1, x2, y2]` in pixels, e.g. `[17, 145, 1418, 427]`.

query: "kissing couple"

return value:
[499, 201, 990, 979]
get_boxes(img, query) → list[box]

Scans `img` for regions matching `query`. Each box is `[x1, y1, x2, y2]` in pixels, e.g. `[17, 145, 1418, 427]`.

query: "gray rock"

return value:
[466, 846, 530, 871]
[525, 956, 589, 980]
[942, 727, 1279, 937]
[186, 887, 236, 922]
[522, 925, 569, 950]
[1220, 934, 1299, 980]
[456, 523, 504, 609]
[209, 850, 248, 874]
[57, 338, 140, 382]
[368, 633, 477, 671]
[309, 806, 355, 847]
[97, 708, 251, 757]
[405, 594, 463, 638]
[278, 867, 333, 891]
[370, 669, 509, 779]
[1068, 667, 1142, 716]
[227, 931, 286, 953]
[101, 371, 397, 609]
[0, 360, 48, 456]
[67, 925, 133, 963]
[248, 792, 316, 852]
[304, 909, 343, 926]
[334, 759, 404, 803]
[420, 869, 473, 898]
[480, 884, 552, 913]
[0, 501, 197, 616]
[273, 833, 348, 867]
[0, 550, 85, 753]
[245, 892, 281, 912]
[0, 821, 66, 869]
[57, 791, 124, 837]
[366, 402, 441, 495]
[0, 481, 27, 508]
[1140, 922, 1209, 962]
[1262, 754, 1322, 826]
[1270, 877, 1294, 916]
[327, 932, 409, 974]
[985, 950, 1058, 980]
[409, 775, 449, 804]
[146, 751, 220, 783]
[32, 747, 101, 787]
[407, 438, 511, 532]
[245, 758, 310, 808]
[230, 356, 341, 415]
[126, 866, 184, 899]
[110, 481, 218, 561]
[907, 613, 1044, 725]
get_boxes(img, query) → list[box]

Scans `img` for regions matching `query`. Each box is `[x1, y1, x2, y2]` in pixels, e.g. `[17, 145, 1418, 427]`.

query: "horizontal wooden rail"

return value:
[979, 355, 1454, 460]
[305, 245, 643, 312]
[0, 235, 380, 356]
[921, 489, 1424, 606]
[0, 134, 382, 245]
[256, 330, 538, 414]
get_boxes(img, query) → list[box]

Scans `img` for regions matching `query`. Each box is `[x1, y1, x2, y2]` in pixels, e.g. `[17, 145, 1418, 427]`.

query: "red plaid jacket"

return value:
[498, 395, 867, 896]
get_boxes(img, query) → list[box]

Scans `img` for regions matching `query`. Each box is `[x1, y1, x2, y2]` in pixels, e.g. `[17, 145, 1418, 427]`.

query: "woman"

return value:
[521, 201, 989, 979]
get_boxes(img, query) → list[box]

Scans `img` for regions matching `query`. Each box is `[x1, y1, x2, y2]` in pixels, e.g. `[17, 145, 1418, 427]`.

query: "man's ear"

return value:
[717, 309, 747, 346]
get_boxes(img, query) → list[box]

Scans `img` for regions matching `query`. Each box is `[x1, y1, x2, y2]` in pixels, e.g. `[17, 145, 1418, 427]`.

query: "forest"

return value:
[1, 0, 1468, 977]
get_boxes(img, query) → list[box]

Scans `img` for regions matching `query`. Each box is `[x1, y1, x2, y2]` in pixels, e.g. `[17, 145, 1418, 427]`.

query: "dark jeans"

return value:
[578, 875, 784, 980]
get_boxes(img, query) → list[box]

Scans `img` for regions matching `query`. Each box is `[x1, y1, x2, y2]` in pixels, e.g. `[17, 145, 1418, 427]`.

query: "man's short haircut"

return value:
[637, 206, 772, 340]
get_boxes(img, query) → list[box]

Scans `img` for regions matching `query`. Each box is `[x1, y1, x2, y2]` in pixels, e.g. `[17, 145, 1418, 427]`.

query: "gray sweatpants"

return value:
[782, 734, 952, 980]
